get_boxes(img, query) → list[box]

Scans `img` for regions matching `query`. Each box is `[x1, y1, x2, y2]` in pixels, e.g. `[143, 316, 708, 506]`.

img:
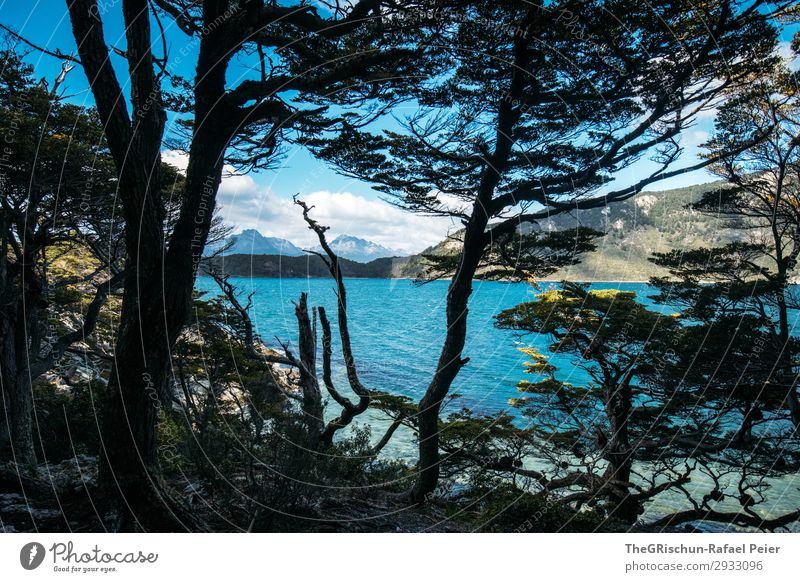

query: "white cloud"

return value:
[162, 149, 190, 171]
[682, 130, 710, 150]
[220, 189, 457, 254]
[161, 150, 456, 253]
[778, 41, 800, 71]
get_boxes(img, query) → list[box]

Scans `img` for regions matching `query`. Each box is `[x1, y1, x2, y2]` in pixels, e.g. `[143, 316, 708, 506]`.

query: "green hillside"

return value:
[540, 181, 734, 280]
[402, 181, 736, 281]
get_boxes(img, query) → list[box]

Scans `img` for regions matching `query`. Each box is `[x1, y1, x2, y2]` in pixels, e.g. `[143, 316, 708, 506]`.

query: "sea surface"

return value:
[193, 277, 800, 524]
[194, 277, 663, 415]
[193, 276, 678, 464]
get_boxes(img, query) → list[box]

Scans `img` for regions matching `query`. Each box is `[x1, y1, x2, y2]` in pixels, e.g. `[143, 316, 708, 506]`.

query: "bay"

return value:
[193, 277, 800, 524]
[193, 277, 667, 455]
[194, 277, 663, 415]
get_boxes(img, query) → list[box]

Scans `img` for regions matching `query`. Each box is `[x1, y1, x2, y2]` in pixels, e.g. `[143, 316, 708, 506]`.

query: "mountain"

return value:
[408, 181, 734, 281]
[219, 229, 305, 256]
[203, 181, 744, 281]
[209, 230, 404, 262]
[538, 181, 733, 281]
[318, 235, 405, 263]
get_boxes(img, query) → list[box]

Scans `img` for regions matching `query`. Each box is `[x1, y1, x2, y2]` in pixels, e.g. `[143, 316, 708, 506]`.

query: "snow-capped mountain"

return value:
[206, 230, 405, 262]
[317, 235, 404, 263]
[220, 229, 305, 256]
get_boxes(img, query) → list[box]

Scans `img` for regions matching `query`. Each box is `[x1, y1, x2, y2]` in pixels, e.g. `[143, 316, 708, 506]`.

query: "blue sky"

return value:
[1, 2, 797, 252]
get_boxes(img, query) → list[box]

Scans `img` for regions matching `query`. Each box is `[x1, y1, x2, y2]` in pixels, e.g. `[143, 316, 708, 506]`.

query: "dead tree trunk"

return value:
[277, 199, 407, 451]
[293, 293, 324, 446]
[296, 200, 376, 445]
[316, 307, 369, 445]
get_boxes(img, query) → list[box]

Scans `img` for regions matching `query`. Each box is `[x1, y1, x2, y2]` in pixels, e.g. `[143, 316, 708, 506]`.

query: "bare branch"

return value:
[0, 24, 82, 64]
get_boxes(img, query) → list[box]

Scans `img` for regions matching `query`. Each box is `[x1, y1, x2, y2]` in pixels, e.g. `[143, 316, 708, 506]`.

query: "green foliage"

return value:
[370, 391, 418, 419]
[481, 228, 603, 281]
[648, 66, 800, 449]
[4, 1, 798, 533]
[0, 50, 118, 242]
[31, 379, 103, 461]
[494, 284, 693, 521]
[309, 0, 779, 243]
[497, 283, 679, 355]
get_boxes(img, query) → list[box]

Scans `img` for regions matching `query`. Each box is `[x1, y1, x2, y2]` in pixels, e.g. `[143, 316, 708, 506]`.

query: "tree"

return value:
[170, 283, 287, 492]
[631, 70, 800, 528]
[493, 282, 800, 529]
[496, 284, 685, 523]
[274, 199, 407, 452]
[59, 0, 439, 529]
[309, 0, 788, 501]
[0, 49, 123, 469]
[637, 75, 800, 528]
[653, 70, 800, 426]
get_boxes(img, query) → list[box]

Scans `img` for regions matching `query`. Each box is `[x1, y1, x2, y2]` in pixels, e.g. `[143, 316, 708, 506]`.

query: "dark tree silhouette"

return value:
[309, 0, 789, 502]
[657, 70, 800, 427]
[0, 50, 123, 469]
[61, 0, 437, 529]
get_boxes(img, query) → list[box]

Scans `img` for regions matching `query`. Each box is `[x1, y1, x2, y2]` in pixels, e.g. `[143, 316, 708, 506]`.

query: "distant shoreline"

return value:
[196, 274, 653, 284]
[202, 251, 666, 283]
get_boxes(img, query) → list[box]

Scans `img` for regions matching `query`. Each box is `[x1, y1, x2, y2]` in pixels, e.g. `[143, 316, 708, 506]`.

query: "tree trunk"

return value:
[294, 293, 324, 446]
[602, 372, 637, 523]
[66, 0, 169, 524]
[0, 318, 36, 468]
[406, 12, 531, 498]
[0, 389, 8, 452]
[775, 283, 800, 428]
[0, 317, 18, 459]
[0, 274, 39, 469]
[97, 172, 175, 529]
[410, 214, 488, 502]
[68, 0, 232, 530]
[98, 126, 229, 529]
[7, 376, 36, 469]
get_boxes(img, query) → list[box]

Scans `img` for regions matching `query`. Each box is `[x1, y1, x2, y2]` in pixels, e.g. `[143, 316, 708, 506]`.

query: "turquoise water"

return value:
[193, 277, 800, 523]
[194, 277, 662, 415]
[192, 277, 800, 530]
